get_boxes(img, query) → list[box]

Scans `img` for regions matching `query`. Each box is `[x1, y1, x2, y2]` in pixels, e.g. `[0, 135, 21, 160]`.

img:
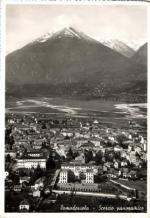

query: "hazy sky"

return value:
[6, 5, 147, 53]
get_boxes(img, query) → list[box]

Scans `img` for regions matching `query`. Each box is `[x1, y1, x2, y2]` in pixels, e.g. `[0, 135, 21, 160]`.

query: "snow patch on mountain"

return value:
[124, 40, 146, 51]
[36, 33, 52, 43]
[63, 27, 81, 38]
[35, 27, 98, 44]
[99, 39, 135, 58]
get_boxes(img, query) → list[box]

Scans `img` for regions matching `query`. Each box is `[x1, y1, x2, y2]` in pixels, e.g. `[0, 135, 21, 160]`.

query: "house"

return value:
[141, 153, 146, 161]
[13, 185, 22, 192]
[34, 177, 45, 190]
[104, 162, 112, 169]
[121, 168, 129, 178]
[134, 146, 142, 154]
[103, 165, 108, 172]
[44, 188, 50, 194]
[47, 194, 57, 203]
[93, 120, 99, 125]
[121, 150, 127, 158]
[19, 200, 30, 211]
[75, 154, 85, 164]
[114, 161, 119, 169]
[90, 139, 101, 147]
[5, 150, 16, 159]
[143, 143, 147, 152]
[20, 177, 30, 185]
[27, 150, 42, 157]
[128, 170, 137, 179]
[33, 189, 41, 198]
[80, 141, 95, 150]
[129, 151, 137, 164]
[17, 155, 46, 169]
[32, 144, 42, 150]
[61, 130, 73, 137]
[76, 139, 88, 148]
[121, 161, 128, 167]
[114, 145, 122, 152]
[108, 169, 119, 179]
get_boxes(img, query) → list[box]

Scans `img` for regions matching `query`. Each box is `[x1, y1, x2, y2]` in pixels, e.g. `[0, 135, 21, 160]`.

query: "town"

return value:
[5, 113, 147, 212]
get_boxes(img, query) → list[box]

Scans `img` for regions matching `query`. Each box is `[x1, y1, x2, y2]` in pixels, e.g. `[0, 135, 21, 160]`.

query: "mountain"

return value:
[99, 39, 135, 58]
[6, 27, 129, 85]
[132, 43, 147, 66]
[124, 40, 146, 51]
[6, 27, 147, 102]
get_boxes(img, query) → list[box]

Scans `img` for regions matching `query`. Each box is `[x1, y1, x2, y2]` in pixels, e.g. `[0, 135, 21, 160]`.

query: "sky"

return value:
[6, 5, 147, 54]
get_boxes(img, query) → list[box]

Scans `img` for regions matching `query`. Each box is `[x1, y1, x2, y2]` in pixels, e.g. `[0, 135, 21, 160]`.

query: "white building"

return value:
[59, 170, 68, 183]
[143, 143, 147, 152]
[19, 200, 30, 211]
[85, 170, 94, 183]
[61, 163, 97, 177]
[33, 190, 41, 198]
[114, 161, 119, 169]
[17, 157, 46, 169]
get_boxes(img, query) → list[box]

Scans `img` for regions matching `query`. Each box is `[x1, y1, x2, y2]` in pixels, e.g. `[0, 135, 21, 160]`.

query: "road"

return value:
[52, 189, 128, 200]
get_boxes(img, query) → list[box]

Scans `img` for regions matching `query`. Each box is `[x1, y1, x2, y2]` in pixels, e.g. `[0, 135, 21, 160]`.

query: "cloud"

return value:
[52, 14, 82, 31]
[6, 5, 147, 54]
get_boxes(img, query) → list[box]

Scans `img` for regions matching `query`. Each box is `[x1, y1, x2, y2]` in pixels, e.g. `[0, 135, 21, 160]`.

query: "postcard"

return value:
[0, 0, 149, 217]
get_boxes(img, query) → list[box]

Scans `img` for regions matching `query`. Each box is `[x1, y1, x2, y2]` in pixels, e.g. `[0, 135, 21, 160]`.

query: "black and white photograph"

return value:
[4, 3, 148, 213]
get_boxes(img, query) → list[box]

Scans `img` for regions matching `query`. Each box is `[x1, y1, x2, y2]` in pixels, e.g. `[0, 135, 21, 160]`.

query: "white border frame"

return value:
[0, 1, 149, 218]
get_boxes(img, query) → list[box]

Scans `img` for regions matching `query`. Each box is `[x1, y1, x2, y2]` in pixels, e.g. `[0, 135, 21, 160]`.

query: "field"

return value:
[115, 179, 147, 193]
[6, 97, 147, 129]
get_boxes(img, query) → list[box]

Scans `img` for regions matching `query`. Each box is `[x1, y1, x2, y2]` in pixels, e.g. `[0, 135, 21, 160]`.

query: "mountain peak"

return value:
[99, 39, 135, 58]
[56, 27, 81, 39]
[34, 27, 99, 46]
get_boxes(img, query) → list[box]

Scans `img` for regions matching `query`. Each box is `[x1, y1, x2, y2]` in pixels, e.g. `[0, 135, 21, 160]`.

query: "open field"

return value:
[115, 179, 147, 192]
[6, 97, 147, 129]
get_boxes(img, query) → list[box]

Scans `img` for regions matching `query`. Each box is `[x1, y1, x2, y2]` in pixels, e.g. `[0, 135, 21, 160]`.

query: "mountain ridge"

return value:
[6, 27, 147, 102]
[99, 39, 135, 58]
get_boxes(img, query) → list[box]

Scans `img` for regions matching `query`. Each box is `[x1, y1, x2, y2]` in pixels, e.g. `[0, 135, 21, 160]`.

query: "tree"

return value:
[6, 154, 11, 163]
[64, 135, 70, 140]
[67, 148, 74, 160]
[84, 150, 93, 163]
[46, 153, 56, 169]
[79, 172, 86, 180]
[29, 165, 45, 185]
[68, 171, 75, 183]
[95, 151, 103, 165]
[41, 123, 47, 129]
[9, 135, 15, 146]
[117, 134, 128, 147]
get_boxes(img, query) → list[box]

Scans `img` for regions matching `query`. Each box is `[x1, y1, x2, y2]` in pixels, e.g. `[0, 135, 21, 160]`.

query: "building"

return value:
[17, 156, 46, 169]
[13, 185, 22, 192]
[114, 161, 119, 169]
[61, 163, 97, 178]
[26, 149, 44, 157]
[5, 150, 16, 159]
[33, 190, 41, 198]
[57, 182, 99, 192]
[59, 170, 68, 183]
[20, 176, 30, 185]
[34, 177, 45, 189]
[19, 200, 30, 211]
[59, 166, 94, 184]
[85, 170, 94, 184]
[75, 154, 85, 164]
[129, 151, 137, 164]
